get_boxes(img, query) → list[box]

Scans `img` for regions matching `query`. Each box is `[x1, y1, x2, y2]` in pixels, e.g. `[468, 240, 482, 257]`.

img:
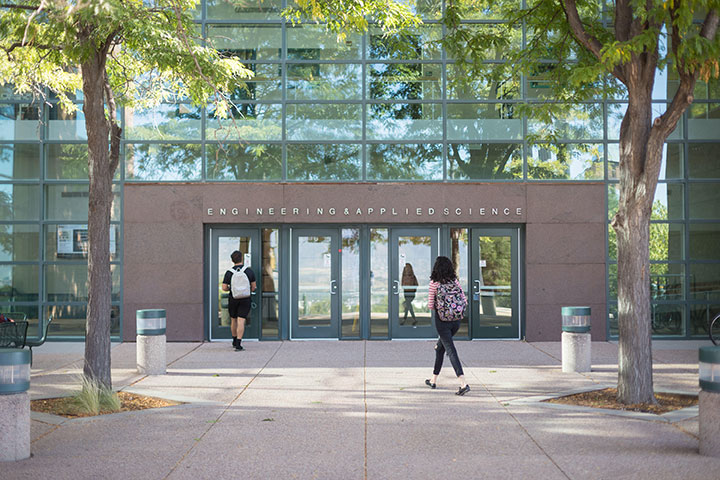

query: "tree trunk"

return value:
[613, 92, 659, 405]
[81, 52, 114, 389]
[615, 204, 655, 404]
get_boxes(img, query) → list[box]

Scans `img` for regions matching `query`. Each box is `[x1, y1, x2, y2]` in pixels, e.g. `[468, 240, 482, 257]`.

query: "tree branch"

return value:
[562, 0, 627, 84]
[0, 3, 37, 9]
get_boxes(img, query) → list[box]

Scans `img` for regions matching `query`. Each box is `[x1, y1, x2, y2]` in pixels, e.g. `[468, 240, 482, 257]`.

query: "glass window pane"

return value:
[0, 144, 40, 179]
[341, 228, 361, 338]
[690, 224, 720, 260]
[207, 104, 282, 141]
[609, 143, 683, 181]
[608, 103, 681, 140]
[688, 103, 720, 140]
[651, 264, 684, 300]
[0, 103, 41, 141]
[287, 144, 361, 181]
[286, 104, 362, 141]
[447, 143, 522, 180]
[527, 143, 603, 180]
[0, 184, 40, 220]
[0, 265, 38, 302]
[0, 224, 39, 262]
[47, 304, 121, 337]
[690, 304, 720, 336]
[368, 63, 442, 100]
[45, 184, 120, 221]
[261, 228, 279, 339]
[450, 228, 469, 337]
[447, 65, 521, 100]
[48, 104, 87, 141]
[125, 144, 201, 181]
[447, 104, 522, 141]
[650, 223, 684, 261]
[454, 0, 520, 19]
[229, 63, 282, 101]
[394, 0, 441, 18]
[45, 144, 89, 180]
[206, 143, 281, 181]
[368, 25, 442, 60]
[370, 228, 389, 337]
[207, 0, 281, 19]
[653, 183, 684, 220]
[287, 25, 361, 60]
[124, 104, 201, 141]
[651, 303, 684, 336]
[207, 25, 282, 61]
[46, 264, 120, 302]
[528, 104, 603, 140]
[691, 263, 720, 300]
[446, 24, 521, 61]
[367, 144, 442, 180]
[45, 224, 119, 261]
[286, 63, 362, 100]
[366, 104, 442, 141]
[689, 183, 720, 219]
[689, 143, 720, 178]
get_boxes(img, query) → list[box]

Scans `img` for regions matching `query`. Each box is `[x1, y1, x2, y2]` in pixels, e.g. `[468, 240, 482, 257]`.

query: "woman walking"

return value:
[425, 256, 470, 396]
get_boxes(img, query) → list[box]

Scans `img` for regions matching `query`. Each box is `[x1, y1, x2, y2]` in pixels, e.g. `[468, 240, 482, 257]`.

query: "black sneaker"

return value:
[456, 385, 470, 396]
[425, 379, 436, 389]
[235, 345, 244, 351]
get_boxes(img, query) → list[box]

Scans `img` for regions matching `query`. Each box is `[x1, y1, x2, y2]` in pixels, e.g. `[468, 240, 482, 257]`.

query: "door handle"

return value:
[330, 279, 338, 295]
[473, 279, 481, 295]
[392, 280, 400, 295]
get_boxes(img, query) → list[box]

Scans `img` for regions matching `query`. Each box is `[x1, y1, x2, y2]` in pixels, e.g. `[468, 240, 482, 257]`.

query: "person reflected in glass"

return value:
[401, 262, 418, 325]
[425, 256, 470, 396]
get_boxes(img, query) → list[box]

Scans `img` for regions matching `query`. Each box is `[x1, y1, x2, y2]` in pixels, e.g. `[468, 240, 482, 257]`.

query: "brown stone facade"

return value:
[123, 182, 606, 342]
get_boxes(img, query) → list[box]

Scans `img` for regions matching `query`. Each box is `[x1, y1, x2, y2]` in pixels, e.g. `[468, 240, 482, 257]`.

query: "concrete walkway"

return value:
[4, 340, 720, 479]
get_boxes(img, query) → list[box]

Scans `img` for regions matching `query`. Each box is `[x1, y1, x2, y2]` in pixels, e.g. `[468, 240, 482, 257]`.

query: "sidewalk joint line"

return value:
[363, 340, 368, 480]
[467, 362, 572, 480]
[162, 341, 286, 479]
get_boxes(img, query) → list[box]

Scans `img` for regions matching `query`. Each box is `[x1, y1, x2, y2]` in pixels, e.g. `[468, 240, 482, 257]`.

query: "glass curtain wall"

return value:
[1, 1, 719, 339]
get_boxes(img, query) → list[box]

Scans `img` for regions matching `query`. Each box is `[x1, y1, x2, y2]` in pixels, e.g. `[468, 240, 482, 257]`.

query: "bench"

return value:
[0, 320, 29, 348]
[25, 316, 53, 365]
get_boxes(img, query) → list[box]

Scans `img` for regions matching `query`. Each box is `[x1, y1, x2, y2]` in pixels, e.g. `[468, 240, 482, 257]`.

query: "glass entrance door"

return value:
[390, 228, 438, 338]
[292, 229, 341, 338]
[210, 228, 261, 340]
[470, 228, 519, 339]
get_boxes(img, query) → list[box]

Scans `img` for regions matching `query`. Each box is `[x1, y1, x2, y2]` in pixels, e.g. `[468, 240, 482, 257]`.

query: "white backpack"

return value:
[229, 266, 251, 299]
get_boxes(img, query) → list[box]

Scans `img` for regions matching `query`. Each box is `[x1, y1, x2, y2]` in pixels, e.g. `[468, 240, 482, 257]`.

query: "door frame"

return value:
[469, 227, 521, 339]
[208, 227, 261, 341]
[291, 228, 342, 339]
[389, 227, 439, 338]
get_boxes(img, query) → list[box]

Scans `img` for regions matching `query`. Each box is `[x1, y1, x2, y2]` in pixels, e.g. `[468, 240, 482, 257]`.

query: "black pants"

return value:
[433, 315, 464, 377]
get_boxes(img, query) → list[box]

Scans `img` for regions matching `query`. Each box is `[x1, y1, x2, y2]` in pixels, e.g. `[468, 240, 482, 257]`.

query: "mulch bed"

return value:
[31, 392, 180, 418]
[544, 387, 697, 414]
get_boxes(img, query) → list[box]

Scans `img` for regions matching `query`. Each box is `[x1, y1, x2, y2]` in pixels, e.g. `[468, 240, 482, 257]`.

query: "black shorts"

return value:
[228, 297, 251, 321]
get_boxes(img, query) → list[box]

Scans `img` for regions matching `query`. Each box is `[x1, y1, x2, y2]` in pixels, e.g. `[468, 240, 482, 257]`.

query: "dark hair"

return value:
[430, 256, 457, 283]
[230, 250, 243, 264]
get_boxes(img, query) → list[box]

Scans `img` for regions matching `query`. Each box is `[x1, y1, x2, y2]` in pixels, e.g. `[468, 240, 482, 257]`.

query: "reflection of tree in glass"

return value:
[126, 144, 201, 180]
[47, 144, 88, 179]
[479, 237, 511, 286]
[368, 143, 441, 179]
[207, 144, 282, 180]
[448, 143, 522, 179]
[287, 144, 360, 180]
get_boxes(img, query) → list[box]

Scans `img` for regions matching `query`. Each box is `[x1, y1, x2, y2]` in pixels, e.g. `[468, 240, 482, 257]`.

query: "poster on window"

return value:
[57, 225, 116, 258]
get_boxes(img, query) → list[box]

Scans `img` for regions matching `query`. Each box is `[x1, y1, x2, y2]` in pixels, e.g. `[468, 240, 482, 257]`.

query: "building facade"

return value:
[1, 0, 718, 342]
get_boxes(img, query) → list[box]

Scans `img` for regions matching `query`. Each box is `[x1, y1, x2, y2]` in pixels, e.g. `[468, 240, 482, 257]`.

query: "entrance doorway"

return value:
[207, 225, 521, 340]
[209, 228, 261, 340]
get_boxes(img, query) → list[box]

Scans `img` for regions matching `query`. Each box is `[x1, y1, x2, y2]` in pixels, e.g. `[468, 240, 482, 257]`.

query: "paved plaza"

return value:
[4, 339, 720, 479]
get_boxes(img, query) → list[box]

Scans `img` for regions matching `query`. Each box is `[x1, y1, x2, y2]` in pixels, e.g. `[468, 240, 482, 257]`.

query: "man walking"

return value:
[222, 250, 257, 351]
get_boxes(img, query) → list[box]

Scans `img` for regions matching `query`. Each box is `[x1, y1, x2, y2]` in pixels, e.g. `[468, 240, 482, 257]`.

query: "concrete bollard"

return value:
[699, 346, 720, 457]
[0, 348, 31, 461]
[561, 331, 592, 373]
[561, 307, 591, 373]
[136, 309, 167, 375]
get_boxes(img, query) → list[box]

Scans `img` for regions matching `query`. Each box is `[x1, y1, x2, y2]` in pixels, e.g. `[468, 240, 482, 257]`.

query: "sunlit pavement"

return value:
[5, 339, 719, 479]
